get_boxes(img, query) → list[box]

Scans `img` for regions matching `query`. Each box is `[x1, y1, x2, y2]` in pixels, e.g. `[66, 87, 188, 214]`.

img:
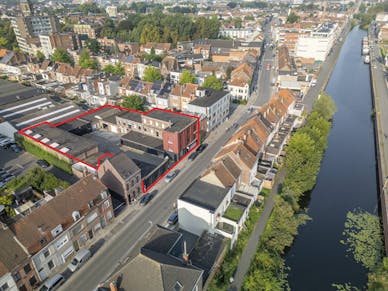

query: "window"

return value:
[107, 210, 113, 220]
[19, 285, 26, 291]
[24, 264, 31, 274]
[104, 200, 110, 209]
[13, 272, 21, 282]
[48, 260, 54, 270]
[29, 276, 37, 287]
[44, 249, 50, 258]
[0, 283, 9, 291]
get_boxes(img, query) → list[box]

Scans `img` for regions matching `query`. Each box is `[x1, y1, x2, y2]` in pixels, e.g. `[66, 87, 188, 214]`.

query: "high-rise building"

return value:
[12, 0, 60, 53]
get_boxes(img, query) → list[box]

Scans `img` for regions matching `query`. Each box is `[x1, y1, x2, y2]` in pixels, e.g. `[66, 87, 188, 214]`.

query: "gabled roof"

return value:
[215, 143, 256, 169]
[106, 152, 140, 180]
[201, 160, 236, 188]
[0, 228, 28, 276]
[10, 175, 108, 254]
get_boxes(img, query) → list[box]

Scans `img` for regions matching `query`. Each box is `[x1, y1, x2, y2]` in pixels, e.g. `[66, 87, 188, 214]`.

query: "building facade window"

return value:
[48, 260, 54, 270]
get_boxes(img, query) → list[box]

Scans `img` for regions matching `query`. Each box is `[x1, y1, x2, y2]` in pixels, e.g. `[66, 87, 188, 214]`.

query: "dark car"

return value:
[188, 151, 198, 161]
[3, 142, 16, 149]
[164, 169, 179, 183]
[168, 211, 178, 225]
[196, 143, 208, 153]
[10, 144, 22, 153]
[37, 159, 50, 168]
[139, 193, 154, 206]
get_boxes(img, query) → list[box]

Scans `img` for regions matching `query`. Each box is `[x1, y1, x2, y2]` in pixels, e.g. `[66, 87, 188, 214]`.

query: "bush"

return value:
[17, 135, 73, 174]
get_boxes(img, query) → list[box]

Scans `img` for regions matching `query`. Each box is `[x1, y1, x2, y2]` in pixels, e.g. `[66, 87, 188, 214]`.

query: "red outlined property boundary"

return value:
[18, 104, 200, 194]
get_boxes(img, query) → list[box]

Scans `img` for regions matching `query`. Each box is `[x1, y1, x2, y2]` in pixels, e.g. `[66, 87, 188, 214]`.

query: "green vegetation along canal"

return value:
[284, 27, 379, 290]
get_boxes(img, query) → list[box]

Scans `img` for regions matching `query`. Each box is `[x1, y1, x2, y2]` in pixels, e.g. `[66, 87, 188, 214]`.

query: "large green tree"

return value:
[143, 66, 162, 82]
[79, 49, 98, 69]
[84, 39, 100, 55]
[194, 16, 220, 39]
[103, 62, 125, 75]
[36, 50, 45, 63]
[341, 209, 384, 270]
[0, 19, 17, 49]
[179, 70, 197, 85]
[122, 95, 145, 111]
[51, 49, 73, 64]
[314, 91, 337, 120]
[286, 12, 300, 24]
[203, 75, 223, 90]
[140, 24, 160, 44]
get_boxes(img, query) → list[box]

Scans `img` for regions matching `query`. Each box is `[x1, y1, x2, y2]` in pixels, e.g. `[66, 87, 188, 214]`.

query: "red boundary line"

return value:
[18, 104, 200, 194]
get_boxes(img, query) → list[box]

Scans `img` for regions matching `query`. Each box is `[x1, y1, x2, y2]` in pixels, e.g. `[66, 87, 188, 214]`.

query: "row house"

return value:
[169, 83, 198, 111]
[228, 63, 254, 101]
[186, 89, 231, 133]
[97, 152, 142, 205]
[54, 62, 96, 84]
[9, 176, 114, 283]
[142, 42, 172, 55]
[278, 45, 296, 76]
[117, 42, 140, 56]
[80, 75, 121, 107]
[0, 228, 39, 291]
[39, 32, 80, 58]
[119, 78, 168, 106]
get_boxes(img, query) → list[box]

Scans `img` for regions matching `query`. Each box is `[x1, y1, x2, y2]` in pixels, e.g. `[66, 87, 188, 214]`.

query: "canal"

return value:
[284, 27, 379, 290]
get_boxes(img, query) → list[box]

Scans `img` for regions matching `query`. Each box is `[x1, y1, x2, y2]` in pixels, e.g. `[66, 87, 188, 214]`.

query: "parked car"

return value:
[188, 151, 198, 161]
[10, 144, 22, 153]
[3, 142, 15, 149]
[68, 249, 91, 273]
[2, 174, 14, 183]
[196, 143, 208, 153]
[0, 138, 11, 146]
[39, 274, 65, 291]
[164, 169, 179, 183]
[139, 193, 154, 206]
[167, 211, 178, 225]
[37, 159, 50, 168]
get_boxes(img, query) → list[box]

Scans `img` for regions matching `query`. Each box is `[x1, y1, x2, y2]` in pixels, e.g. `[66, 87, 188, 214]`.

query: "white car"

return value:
[164, 169, 179, 183]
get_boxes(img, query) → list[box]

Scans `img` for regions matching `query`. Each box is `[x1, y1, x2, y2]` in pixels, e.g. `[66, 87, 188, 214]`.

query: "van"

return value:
[67, 249, 91, 272]
[39, 274, 65, 291]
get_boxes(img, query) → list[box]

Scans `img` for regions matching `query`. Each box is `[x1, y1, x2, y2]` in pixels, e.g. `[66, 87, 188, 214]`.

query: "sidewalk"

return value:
[229, 171, 285, 291]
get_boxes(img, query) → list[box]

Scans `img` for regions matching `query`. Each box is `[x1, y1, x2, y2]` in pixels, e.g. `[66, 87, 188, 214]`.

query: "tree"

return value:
[194, 16, 220, 39]
[368, 257, 388, 290]
[140, 24, 160, 44]
[84, 39, 100, 55]
[234, 17, 243, 29]
[179, 70, 196, 85]
[122, 95, 145, 111]
[0, 19, 17, 49]
[36, 50, 45, 63]
[51, 48, 73, 64]
[143, 66, 162, 82]
[341, 209, 384, 270]
[283, 132, 321, 195]
[313, 91, 337, 120]
[103, 62, 125, 75]
[203, 75, 223, 90]
[79, 49, 98, 70]
[286, 12, 300, 24]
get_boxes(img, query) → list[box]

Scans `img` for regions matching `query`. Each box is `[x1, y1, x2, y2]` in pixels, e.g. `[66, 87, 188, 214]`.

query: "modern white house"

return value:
[186, 89, 230, 132]
[295, 22, 339, 62]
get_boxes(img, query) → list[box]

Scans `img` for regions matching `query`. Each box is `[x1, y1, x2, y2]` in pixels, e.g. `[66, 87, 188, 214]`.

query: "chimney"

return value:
[182, 240, 189, 264]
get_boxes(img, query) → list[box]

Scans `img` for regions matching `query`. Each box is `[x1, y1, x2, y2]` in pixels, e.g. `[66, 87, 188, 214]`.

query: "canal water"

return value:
[284, 27, 379, 290]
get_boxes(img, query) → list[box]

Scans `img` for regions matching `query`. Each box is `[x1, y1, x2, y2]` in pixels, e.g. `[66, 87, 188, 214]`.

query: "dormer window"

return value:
[101, 190, 107, 200]
[72, 211, 81, 222]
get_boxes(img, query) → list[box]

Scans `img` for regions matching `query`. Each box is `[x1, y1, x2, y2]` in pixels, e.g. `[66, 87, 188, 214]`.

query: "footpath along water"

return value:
[285, 27, 379, 290]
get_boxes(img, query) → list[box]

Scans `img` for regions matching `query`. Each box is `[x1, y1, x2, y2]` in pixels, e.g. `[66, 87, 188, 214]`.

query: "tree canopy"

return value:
[0, 19, 17, 50]
[79, 49, 98, 69]
[122, 95, 145, 111]
[286, 12, 300, 24]
[84, 39, 100, 55]
[203, 75, 223, 90]
[179, 70, 197, 85]
[143, 66, 162, 82]
[313, 91, 337, 120]
[36, 50, 45, 63]
[51, 49, 73, 64]
[103, 62, 125, 75]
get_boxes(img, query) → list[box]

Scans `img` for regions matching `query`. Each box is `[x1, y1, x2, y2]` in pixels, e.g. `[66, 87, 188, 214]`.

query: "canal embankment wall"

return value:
[369, 51, 388, 254]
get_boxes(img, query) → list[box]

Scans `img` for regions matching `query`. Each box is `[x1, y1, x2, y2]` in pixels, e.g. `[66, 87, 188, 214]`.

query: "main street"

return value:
[60, 27, 275, 291]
